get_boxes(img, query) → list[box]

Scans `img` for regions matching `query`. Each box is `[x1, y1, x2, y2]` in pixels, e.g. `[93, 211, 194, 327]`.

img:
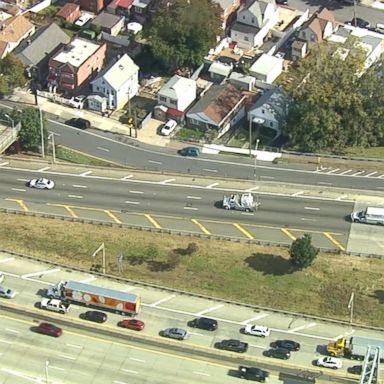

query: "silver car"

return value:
[160, 328, 187, 340]
[0, 287, 15, 299]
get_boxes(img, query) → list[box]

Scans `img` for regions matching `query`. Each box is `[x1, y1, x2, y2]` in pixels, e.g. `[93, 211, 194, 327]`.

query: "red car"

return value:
[118, 319, 145, 331]
[36, 322, 63, 337]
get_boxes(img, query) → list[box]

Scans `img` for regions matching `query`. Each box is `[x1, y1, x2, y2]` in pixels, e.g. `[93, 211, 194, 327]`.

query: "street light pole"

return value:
[45, 360, 49, 384]
[39, 108, 45, 158]
[248, 115, 252, 158]
[92, 243, 106, 274]
[254, 138, 260, 179]
[48, 132, 56, 163]
[348, 291, 354, 324]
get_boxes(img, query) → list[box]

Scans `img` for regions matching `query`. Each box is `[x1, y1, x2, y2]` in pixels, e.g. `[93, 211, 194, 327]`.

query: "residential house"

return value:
[56, 3, 81, 24]
[186, 84, 246, 134]
[157, 75, 197, 112]
[15, 23, 70, 82]
[48, 37, 107, 93]
[0, 14, 35, 58]
[131, 0, 152, 22]
[214, 0, 241, 31]
[79, 0, 104, 15]
[90, 53, 139, 110]
[90, 11, 125, 36]
[208, 61, 233, 82]
[249, 53, 283, 83]
[292, 7, 337, 60]
[230, 0, 278, 49]
[248, 86, 289, 137]
[107, 0, 133, 18]
[229, 71, 256, 91]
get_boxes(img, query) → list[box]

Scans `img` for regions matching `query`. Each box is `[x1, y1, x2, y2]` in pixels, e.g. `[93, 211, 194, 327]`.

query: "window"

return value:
[170, 99, 177, 106]
[252, 17, 255, 23]
[262, 109, 265, 114]
[270, 122, 273, 127]
[301, 31, 306, 38]
[244, 36, 249, 41]
[242, 15, 245, 19]
[159, 96, 167, 102]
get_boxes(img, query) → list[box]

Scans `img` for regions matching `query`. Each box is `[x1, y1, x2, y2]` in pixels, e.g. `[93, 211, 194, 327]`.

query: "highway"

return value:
[47, 122, 384, 192]
[0, 251, 375, 383]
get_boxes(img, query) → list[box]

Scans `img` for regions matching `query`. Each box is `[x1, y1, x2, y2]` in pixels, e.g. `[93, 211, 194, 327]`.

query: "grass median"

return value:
[2, 213, 383, 327]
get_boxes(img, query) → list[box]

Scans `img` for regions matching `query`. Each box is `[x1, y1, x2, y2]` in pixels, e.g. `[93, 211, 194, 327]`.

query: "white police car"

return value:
[28, 178, 55, 190]
[242, 324, 271, 337]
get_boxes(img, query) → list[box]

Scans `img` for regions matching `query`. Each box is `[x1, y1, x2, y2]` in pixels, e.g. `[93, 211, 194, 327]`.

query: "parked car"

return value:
[69, 95, 87, 109]
[178, 147, 200, 157]
[270, 339, 300, 351]
[27, 178, 55, 190]
[348, 365, 362, 375]
[188, 317, 218, 331]
[0, 287, 15, 299]
[65, 117, 91, 129]
[317, 356, 342, 369]
[238, 366, 269, 382]
[160, 119, 177, 136]
[36, 322, 63, 337]
[118, 319, 144, 331]
[347, 17, 370, 28]
[214, 339, 248, 353]
[81, 310, 107, 323]
[276, 0, 288, 5]
[264, 347, 290, 360]
[242, 325, 270, 337]
[160, 328, 187, 340]
[75, 14, 93, 27]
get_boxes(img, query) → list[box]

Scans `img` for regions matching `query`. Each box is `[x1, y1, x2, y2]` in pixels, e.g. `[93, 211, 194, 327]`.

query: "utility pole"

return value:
[254, 138, 260, 179]
[45, 360, 49, 384]
[48, 132, 56, 163]
[92, 243, 106, 274]
[39, 108, 45, 158]
[248, 115, 252, 158]
[348, 291, 354, 324]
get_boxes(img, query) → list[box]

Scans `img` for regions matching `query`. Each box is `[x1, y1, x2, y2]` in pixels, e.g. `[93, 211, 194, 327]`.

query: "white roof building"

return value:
[249, 54, 283, 84]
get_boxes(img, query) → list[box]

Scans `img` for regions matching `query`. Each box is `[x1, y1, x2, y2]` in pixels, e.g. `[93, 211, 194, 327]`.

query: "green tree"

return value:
[289, 234, 319, 269]
[0, 54, 26, 95]
[145, 0, 221, 70]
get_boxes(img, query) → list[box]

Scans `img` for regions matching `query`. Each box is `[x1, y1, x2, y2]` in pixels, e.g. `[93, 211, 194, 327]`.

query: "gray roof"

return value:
[15, 23, 70, 66]
[214, 0, 234, 10]
[231, 21, 259, 34]
[361, 35, 381, 51]
[91, 11, 124, 28]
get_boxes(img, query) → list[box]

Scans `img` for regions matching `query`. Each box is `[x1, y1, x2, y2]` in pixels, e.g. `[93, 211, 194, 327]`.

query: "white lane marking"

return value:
[241, 314, 269, 324]
[66, 343, 82, 349]
[287, 322, 317, 333]
[241, 212, 254, 216]
[184, 206, 198, 210]
[188, 332, 204, 336]
[246, 187, 260, 192]
[17, 178, 29, 182]
[206, 182, 219, 189]
[120, 369, 138, 375]
[0, 162, 9, 166]
[24, 278, 51, 285]
[304, 207, 320, 211]
[0, 368, 40, 383]
[317, 182, 333, 186]
[37, 166, 50, 172]
[195, 304, 224, 316]
[125, 201, 140, 205]
[203, 168, 218, 173]
[301, 218, 316, 221]
[72, 184, 88, 188]
[11, 188, 26, 192]
[0, 257, 15, 263]
[351, 171, 365, 176]
[187, 196, 202, 200]
[2, 272, 19, 278]
[122, 287, 137, 292]
[5, 328, 20, 334]
[326, 168, 340, 174]
[129, 190, 144, 194]
[160, 178, 176, 184]
[333, 329, 355, 340]
[59, 354, 76, 361]
[80, 171, 92, 176]
[248, 344, 266, 350]
[68, 195, 83, 199]
[339, 169, 353, 175]
[193, 371, 210, 376]
[21, 268, 60, 278]
[79, 277, 96, 283]
[97, 146, 110, 152]
[148, 160, 162, 165]
[379, 174, 384, 179]
[50, 366, 65, 371]
[121, 175, 134, 180]
[148, 294, 176, 307]
[292, 191, 304, 196]
[129, 357, 146, 363]
[0, 339, 12, 344]
[365, 171, 378, 177]
[260, 176, 275, 179]
[114, 380, 131, 384]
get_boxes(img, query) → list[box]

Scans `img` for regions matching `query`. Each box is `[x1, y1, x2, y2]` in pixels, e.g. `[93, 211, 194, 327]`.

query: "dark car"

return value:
[178, 147, 200, 157]
[348, 365, 362, 375]
[66, 117, 91, 129]
[238, 366, 269, 382]
[118, 319, 145, 331]
[276, 0, 288, 4]
[347, 17, 370, 28]
[188, 317, 218, 331]
[215, 339, 248, 353]
[264, 347, 291, 360]
[36, 322, 63, 337]
[270, 339, 300, 351]
[81, 310, 107, 323]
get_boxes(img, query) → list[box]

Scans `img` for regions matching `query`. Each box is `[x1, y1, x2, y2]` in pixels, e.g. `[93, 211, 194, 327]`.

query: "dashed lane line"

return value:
[191, 219, 211, 235]
[195, 304, 224, 316]
[233, 223, 254, 239]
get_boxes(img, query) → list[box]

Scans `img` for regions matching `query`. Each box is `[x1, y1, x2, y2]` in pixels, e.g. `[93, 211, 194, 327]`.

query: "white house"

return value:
[90, 54, 139, 110]
[249, 54, 283, 83]
[157, 75, 197, 112]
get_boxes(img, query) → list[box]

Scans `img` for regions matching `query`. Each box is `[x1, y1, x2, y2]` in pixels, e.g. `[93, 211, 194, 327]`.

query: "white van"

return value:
[351, 207, 384, 225]
[376, 23, 384, 34]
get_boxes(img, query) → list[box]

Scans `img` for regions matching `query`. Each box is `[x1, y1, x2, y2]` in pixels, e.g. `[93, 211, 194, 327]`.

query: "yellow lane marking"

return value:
[281, 228, 296, 241]
[5, 198, 28, 212]
[324, 232, 346, 252]
[47, 203, 78, 218]
[104, 210, 122, 224]
[191, 219, 211, 235]
[144, 214, 161, 229]
[233, 223, 254, 239]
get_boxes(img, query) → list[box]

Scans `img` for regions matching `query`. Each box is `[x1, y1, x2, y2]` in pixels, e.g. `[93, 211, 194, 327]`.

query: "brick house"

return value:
[79, 0, 104, 14]
[47, 37, 107, 93]
[56, 3, 81, 24]
[107, 0, 133, 18]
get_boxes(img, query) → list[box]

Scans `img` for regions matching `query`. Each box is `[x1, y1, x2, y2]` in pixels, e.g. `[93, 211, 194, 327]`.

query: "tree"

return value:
[289, 234, 319, 269]
[0, 54, 26, 95]
[145, 0, 221, 70]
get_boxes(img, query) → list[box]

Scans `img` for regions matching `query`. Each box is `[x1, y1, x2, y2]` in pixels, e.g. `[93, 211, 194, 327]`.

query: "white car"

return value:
[0, 287, 15, 299]
[160, 119, 177, 136]
[243, 324, 270, 337]
[317, 356, 342, 369]
[75, 14, 93, 27]
[28, 178, 55, 190]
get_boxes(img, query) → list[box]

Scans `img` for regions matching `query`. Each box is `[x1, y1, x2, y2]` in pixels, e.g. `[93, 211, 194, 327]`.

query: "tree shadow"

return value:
[147, 260, 174, 272]
[245, 253, 296, 275]
[126, 256, 145, 266]
[371, 290, 384, 304]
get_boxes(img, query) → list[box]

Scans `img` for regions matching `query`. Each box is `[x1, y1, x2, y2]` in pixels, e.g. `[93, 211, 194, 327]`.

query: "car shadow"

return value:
[227, 369, 240, 378]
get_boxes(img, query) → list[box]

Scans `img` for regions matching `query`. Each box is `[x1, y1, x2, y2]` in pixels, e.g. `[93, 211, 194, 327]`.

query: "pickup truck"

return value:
[40, 298, 71, 314]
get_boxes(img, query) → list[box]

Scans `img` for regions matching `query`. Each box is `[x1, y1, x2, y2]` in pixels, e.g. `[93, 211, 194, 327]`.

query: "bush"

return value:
[185, 242, 199, 255]
[289, 234, 319, 269]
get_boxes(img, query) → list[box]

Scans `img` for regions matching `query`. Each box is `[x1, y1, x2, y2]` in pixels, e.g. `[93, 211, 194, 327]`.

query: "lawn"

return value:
[344, 146, 384, 159]
[1, 213, 383, 327]
[55, 146, 118, 167]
